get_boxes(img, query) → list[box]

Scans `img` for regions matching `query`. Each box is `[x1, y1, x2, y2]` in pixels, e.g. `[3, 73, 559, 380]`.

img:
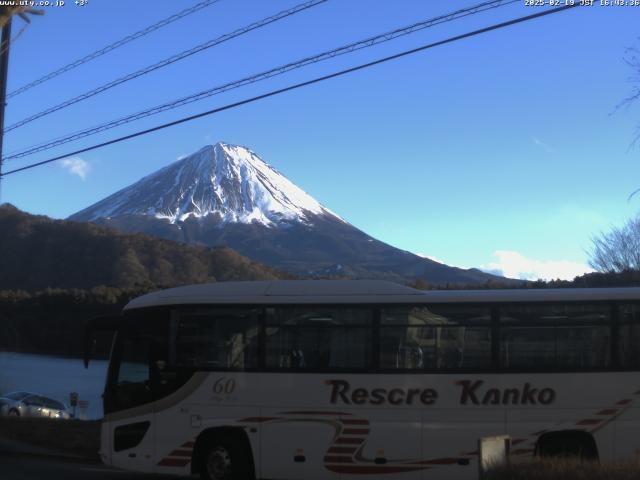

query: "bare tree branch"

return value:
[589, 216, 640, 272]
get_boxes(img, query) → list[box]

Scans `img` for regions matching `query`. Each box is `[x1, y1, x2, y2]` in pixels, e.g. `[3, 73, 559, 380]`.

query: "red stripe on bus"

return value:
[335, 437, 365, 444]
[169, 449, 192, 458]
[182, 441, 195, 448]
[328, 446, 358, 454]
[158, 458, 190, 467]
[617, 399, 632, 405]
[417, 457, 460, 465]
[281, 411, 351, 416]
[341, 419, 369, 425]
[576, 419, 601, 426]
[342, 428, 369, 435]
[511, 439, 527, 445]
[238, 416, 279, 423]
[327, 465, 427, 474]
[596, 409, 618, 416]
[324, 455, 354, 463]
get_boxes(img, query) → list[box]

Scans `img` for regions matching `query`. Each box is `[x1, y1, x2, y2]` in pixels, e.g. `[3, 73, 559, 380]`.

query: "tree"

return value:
[622, 43, 640, 146]
[0, 6, 43, 27]
[589, 44, 640, 273]
[589, 216, 640, 272]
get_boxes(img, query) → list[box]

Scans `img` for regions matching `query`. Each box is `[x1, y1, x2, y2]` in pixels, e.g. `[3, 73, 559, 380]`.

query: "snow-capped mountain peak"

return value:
[70, 142, 342, 227]
[68, 142, 510, 286]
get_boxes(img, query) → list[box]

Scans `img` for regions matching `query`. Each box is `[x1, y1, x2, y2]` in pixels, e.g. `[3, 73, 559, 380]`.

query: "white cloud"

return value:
[177, 154, 187, 160]
[480, 250, 593, 281]
[58, 157, 90, 180]
[532, 136, 554, 153]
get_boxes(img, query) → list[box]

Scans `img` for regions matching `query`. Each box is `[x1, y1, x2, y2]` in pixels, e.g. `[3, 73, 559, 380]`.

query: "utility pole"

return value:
[0, 17, 11, 202]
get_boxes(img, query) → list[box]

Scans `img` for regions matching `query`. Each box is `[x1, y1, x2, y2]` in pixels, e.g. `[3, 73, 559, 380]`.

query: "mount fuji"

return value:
[69, 142, 505, 285]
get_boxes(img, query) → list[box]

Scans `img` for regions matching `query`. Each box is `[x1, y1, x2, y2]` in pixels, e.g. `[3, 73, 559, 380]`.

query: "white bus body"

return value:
[93, 280, 640, 479]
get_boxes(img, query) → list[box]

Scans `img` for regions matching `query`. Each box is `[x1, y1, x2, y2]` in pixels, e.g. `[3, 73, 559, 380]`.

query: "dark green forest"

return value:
[407, 269, 640, 291]
[0, 287, 145, 356]
[0, 204, 290, 290]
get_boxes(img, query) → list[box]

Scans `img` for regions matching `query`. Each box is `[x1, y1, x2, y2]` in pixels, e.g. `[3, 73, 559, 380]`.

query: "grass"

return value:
[3, 419, 640, 478]
[0, 417, 100, 460]
[486, 457, 640, 480]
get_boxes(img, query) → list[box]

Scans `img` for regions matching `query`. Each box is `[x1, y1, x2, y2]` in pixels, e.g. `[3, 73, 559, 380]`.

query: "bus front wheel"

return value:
[200, 435, 253, 480]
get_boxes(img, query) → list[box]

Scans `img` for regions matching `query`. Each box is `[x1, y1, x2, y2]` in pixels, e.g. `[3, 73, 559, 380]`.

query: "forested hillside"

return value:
[0, 204, 290, 291]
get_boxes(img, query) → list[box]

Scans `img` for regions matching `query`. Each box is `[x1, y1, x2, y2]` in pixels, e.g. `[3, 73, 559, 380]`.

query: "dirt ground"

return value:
[0, 417, 100, 460]
[487, 458, 640, 480]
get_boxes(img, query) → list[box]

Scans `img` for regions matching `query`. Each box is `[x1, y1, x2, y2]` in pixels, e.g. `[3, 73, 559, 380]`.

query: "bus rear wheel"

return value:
[200, 437, 252, 480]
[535, 430, 599, 461]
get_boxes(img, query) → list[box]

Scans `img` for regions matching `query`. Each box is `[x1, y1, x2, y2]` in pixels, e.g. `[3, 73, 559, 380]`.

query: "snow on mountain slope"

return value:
[69, 141, 513, 285]
[70, 142, 343, 227]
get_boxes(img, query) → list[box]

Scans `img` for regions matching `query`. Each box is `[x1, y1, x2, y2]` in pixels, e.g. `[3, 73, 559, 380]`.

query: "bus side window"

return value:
[379, 327, 424, 369]
[380, 306, 492, 371]
[500, 304, 611, 370]
[172, 308, 260, 370]
[328, 326, 369, 368]
[619, 304, 640, 368]
[501, 326, 556, 369]
[265, 307, 372, 370]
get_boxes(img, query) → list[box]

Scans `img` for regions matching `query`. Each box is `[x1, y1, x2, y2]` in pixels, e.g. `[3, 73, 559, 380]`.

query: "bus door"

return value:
[85, 314, 121, 466]
[104, 328, 157, 473]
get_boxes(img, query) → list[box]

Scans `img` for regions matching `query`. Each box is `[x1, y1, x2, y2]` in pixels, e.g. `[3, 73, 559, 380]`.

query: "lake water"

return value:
[0, 351, 108, 419]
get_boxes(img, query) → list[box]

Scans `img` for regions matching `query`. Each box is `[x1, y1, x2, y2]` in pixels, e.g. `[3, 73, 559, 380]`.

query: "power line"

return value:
[0, 3, 580, 178]
[7, 0, 223, 99]
[4, 0, 518, 161]
[4, 0, 328, 134]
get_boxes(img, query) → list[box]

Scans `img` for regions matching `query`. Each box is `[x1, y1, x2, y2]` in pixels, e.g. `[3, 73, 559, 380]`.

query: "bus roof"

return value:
[124, 280, 640, 310]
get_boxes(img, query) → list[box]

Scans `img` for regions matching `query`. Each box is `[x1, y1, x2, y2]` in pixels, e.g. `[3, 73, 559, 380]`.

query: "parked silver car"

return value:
[0, 391, 71, 419]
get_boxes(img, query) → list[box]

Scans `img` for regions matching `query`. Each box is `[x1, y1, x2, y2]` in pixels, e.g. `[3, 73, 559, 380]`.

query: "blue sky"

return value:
[2, 0, 639, 280]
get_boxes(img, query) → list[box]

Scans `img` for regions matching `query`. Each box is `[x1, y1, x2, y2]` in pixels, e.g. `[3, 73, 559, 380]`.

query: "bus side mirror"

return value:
[83, 337, 96, 369]
[84, 315, 122, 368]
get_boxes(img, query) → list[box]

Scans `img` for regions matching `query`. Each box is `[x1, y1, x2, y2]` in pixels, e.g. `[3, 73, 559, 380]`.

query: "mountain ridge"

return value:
[69, 142, 513, 286]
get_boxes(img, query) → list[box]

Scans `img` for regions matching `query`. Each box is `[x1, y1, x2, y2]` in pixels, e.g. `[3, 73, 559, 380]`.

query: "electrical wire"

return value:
[0, 22, 28, 58]
[7, 0, 223, 99]
[4, 0, 328, 134]
[4, 0, 518, 160]
[0, 3, 581, 178]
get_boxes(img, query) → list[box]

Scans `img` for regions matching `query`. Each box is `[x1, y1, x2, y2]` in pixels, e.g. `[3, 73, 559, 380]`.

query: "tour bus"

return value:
[85, 280, 640, 480]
